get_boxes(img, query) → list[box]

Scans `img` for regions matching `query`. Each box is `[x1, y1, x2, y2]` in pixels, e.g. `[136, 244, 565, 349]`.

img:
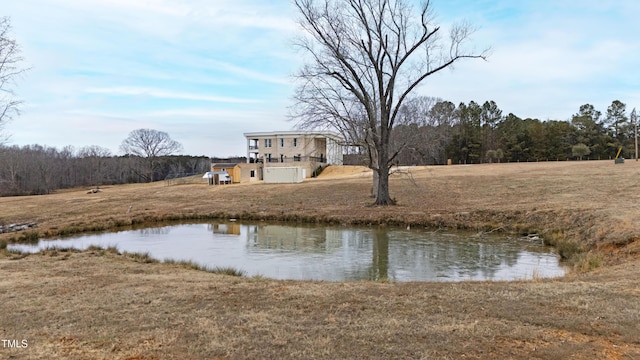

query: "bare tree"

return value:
[120, 129, 183, 182]
[78, 145, 112, 186]
[291, 0, 488, 205]
[0, 17, 28, 143]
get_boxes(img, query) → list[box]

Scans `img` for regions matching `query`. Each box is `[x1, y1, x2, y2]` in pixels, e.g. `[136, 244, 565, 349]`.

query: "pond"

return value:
[9, 222, 566, 282]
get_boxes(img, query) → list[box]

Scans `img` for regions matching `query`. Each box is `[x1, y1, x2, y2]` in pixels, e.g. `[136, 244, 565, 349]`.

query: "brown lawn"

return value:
[1, 160, 639, 359]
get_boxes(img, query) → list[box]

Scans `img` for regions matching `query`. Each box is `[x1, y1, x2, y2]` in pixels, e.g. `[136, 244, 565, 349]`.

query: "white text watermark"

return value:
[2, 339, 29, 349]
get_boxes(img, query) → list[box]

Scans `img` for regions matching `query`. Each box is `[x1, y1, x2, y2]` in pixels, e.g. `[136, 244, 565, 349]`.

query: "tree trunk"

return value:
[371, 170, 378, 198]
[369, 142, 380, 198]
[374, 167, 394, 205]
[374, 113, 395, 205]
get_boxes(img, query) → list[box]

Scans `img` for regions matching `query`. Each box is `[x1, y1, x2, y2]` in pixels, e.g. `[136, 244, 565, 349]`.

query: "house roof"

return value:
[212, 163, 239, 168]
[243, 130, 344, 142]
[203, 171, 230, 178]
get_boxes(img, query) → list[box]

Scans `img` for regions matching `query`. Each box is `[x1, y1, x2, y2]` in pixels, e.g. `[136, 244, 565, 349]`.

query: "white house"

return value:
[242, 131, 344, 182]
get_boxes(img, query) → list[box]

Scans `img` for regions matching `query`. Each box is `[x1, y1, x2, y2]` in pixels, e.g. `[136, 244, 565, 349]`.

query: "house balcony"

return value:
[261, 156, 326, 164]
[248, 155, 327, 164]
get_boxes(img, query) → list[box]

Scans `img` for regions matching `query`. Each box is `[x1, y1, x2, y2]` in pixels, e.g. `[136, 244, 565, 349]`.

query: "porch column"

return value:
[246, 138, 251, 163]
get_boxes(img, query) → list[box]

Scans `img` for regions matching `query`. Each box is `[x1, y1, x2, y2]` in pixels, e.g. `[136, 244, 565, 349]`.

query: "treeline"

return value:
[0, 144, 210, 196]
[2, 99, 636, 195]
[382, 99, 637, 165]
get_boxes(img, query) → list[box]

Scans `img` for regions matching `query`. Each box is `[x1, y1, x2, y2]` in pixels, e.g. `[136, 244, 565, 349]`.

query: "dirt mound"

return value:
[317, 165, 371, 178]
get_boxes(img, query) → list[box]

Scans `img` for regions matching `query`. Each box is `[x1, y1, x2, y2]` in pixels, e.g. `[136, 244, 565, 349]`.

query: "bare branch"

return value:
[0, 17, 29, 143]
[120, 129, 183, 182]
[290, 0, 488, 205]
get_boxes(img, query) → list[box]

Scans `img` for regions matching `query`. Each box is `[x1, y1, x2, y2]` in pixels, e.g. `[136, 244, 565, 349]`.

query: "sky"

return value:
[3, 0, 640, 157]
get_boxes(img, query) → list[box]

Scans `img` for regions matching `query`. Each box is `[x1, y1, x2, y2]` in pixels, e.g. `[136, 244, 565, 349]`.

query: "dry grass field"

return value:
[1, 160, 639, 359]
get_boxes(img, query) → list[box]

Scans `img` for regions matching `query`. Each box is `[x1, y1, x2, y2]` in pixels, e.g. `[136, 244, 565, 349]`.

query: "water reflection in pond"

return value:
[10, 223, 566, 282]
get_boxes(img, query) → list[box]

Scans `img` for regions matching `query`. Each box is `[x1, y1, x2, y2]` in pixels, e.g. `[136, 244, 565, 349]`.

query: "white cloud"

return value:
[418, 0, 640, 120]
[85, 86, 264, 104]
[4, 0, 640, 156]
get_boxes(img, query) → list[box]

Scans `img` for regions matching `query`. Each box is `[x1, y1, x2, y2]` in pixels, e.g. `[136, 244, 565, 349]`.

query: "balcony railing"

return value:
[249, 156, 326, 164]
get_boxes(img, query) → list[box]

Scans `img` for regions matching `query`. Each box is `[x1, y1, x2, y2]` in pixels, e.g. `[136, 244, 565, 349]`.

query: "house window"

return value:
[293, 138, 298, 147]
[279, 138, 284, 147]
[264, 139, 272, 148]
[250, 170, 255, 178]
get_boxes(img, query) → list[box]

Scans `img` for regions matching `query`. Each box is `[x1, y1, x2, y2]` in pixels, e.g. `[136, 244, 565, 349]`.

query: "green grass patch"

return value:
[209, 266, 246, 277]
[122, 251, 159, 264]
[164, 258, 203, 271]
[573, 252, 603, 272]
[5, 248, 29, 259]
[87, 245, 120, 256]
[543, 230, 585, 261]
[163, 258, 245, 276]
[16, 231, 40, 243]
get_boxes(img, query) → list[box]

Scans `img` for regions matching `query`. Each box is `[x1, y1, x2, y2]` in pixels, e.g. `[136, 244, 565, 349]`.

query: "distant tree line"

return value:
[0, 144, 210, 196]
[346, 98, 637, 165]
[1, 99, 637, 196]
